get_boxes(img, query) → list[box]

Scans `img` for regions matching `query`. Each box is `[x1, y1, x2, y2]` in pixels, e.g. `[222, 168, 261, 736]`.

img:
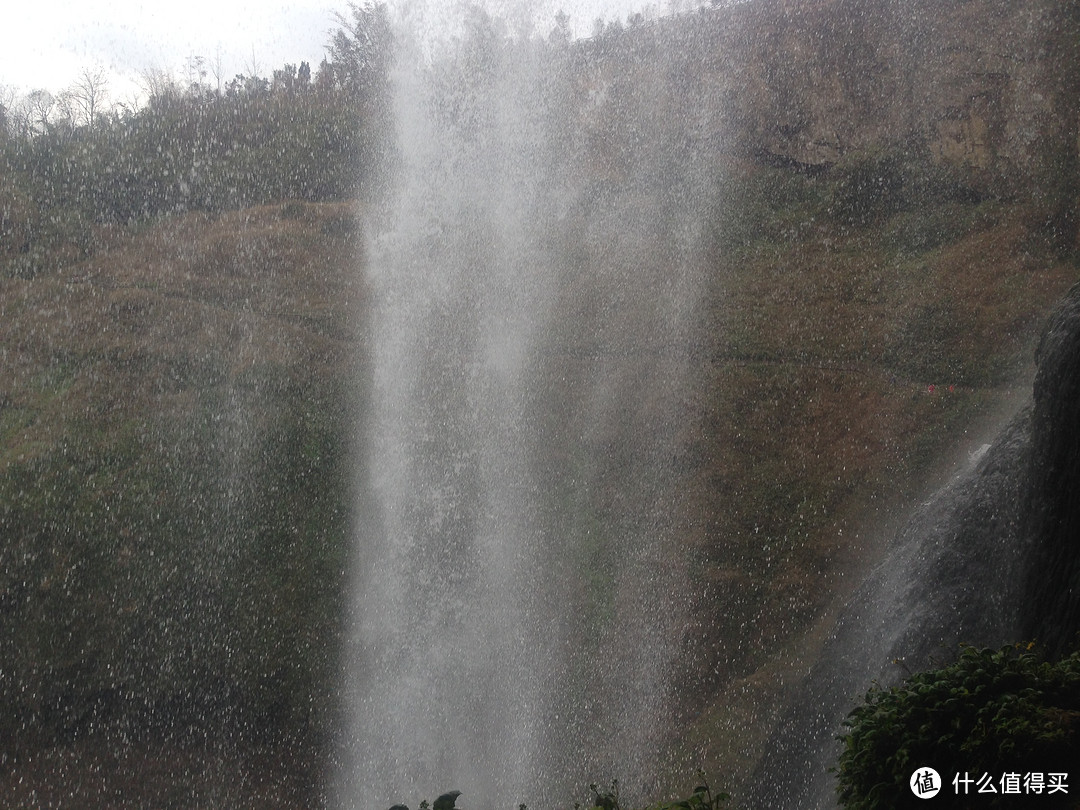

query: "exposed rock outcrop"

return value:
[719, 0, 1080, 184]
[1022, 283, 1080, 655]
[648, 0, 1080, 246]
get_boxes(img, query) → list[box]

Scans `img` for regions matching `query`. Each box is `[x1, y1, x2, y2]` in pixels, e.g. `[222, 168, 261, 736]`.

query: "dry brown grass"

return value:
[0, 201, 368, 808]
[0, 202, 367, 461]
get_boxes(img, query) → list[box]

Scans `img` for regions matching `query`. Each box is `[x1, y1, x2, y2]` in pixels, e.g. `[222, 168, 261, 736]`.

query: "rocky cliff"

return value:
[694, 0, 1080, 245]
[1021, 283, 1080, 656]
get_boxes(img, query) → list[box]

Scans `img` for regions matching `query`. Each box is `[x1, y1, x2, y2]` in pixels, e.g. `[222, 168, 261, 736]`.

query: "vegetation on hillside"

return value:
[671, 150, 1077, 790]
[836, 644, 1080, 809]
[0, 202, 365, 806]
[0, 1, 1077, 807]
[0, 3, 393, 280]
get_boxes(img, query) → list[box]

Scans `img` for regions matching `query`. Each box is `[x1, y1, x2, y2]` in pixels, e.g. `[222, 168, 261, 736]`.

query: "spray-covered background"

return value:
[0, 0, 1077, 807]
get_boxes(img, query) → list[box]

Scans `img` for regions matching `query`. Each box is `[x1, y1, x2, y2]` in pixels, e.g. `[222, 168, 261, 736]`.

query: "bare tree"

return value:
[209, 46, 227, 95]
[26, 89, 55, 136]
[0, 84, 17, 137]
[7, 94, 33, 138]
[69, 66, 109, 127]
[245, 46, 262, 84]
[54, 90, 80, 134]
[184, 55, 208, 95]
[139, 66, 182, 104]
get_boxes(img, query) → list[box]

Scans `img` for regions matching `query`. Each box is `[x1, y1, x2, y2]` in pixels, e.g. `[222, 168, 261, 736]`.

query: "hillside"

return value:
[0, 0, 1078, 806]
[0, 191, 1074, 808]
[675, 167, 1077, 793]
[551, 0, 1080, 790]
[0, 202, 365, 806]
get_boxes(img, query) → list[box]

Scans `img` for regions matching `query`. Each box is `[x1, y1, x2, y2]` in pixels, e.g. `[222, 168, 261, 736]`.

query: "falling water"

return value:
[339, 6, 714, 810]
[748, 403, 1037, 808]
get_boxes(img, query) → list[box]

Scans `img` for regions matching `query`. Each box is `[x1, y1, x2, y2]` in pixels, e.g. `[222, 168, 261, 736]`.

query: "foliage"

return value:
[642, 773, 731, 810]
[327, 1, 394, 106]
[0, 2, 394, 278]
[823, 145, 986, 233]
[826, 148, 907, 228]
[835, 644, 1080, 809]
[0, 385, 351, 747]
[0, 203, 359, 756]
[399, 774, 731, 810]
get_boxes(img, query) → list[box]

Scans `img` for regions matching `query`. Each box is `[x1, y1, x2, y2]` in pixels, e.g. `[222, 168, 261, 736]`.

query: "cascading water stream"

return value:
[748, 406, 1036, 807]
[751, 285, 1080, 808]
[338, 6, 714, 809]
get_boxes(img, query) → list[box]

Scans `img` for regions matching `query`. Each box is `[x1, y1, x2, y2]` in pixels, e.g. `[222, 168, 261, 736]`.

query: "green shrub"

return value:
[835, 644, 1080, 809]
[575, 775, 729, 810]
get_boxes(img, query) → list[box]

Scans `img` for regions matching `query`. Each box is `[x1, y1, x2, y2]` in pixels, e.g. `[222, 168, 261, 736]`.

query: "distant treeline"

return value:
[0, 2, 395, 275]
[0, 0, 720, 278]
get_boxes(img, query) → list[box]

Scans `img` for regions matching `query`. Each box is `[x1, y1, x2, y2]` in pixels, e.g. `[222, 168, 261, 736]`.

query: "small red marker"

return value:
[927, 384, 936, 394]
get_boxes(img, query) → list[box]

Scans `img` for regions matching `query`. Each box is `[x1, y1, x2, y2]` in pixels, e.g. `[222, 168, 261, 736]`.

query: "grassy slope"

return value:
[0, 182, 1075, 808]
[0, 201, 366, 806]
[669, 168, 1078, 793]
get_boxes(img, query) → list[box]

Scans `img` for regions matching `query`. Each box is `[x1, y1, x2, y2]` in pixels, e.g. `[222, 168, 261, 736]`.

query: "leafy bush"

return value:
[824, 145, 986, 233]
[835, 644, 1080, 809]
[577, 775, 729, 810]
[394, 775, 730, 810]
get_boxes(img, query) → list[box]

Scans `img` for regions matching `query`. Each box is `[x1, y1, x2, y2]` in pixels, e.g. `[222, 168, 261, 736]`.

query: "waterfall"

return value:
[338, 7, 712, 810]
[748, 404, 1036, 807]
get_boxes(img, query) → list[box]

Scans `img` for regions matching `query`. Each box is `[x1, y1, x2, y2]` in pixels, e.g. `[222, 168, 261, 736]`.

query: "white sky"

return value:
[0, 1, 684, 104]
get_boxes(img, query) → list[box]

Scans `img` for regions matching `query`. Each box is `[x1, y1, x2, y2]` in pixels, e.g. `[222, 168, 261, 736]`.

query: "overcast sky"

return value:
[1, 1, 686, 104]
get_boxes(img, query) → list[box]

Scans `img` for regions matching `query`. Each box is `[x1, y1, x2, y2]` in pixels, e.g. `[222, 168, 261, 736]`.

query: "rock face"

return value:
[720, 0, 1079, 170]
[748, 413, 1034, 807]
[697, 0, 1080, 243]
[574, 0, 1078, 247]
[747, 282, 1080, 808]
[1022, 283, 1080, 656]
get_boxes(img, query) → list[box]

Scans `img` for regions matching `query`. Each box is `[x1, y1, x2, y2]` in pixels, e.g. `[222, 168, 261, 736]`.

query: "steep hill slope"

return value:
[0, 0, 1078, 805]
[0, 201, 365, 806]
[1, 188, 1074, 807]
